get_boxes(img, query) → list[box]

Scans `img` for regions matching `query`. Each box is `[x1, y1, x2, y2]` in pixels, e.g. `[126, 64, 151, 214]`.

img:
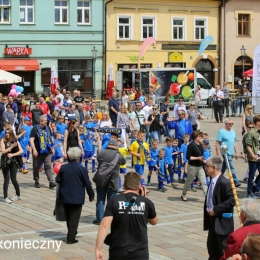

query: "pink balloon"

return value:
[10, 89, 16, 95]
[11, 84, 16, 89]
[16, 92, 21, 97]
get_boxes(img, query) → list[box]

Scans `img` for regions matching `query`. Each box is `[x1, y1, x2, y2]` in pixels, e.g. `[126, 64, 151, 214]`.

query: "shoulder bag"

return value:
[121, 114, 131, 134]
[104, 194, 138, 246]
[134, 111, 146, 132]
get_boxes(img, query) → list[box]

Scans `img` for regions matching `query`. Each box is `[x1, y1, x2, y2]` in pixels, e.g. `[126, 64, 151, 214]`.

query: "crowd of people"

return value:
[0, 84, 259, 259]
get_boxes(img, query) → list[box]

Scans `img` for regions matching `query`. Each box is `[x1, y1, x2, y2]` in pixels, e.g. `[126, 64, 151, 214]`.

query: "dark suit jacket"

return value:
[220, 221, 260, 260]
[204, 174, 235, 236]
[56, 162, 94, 204]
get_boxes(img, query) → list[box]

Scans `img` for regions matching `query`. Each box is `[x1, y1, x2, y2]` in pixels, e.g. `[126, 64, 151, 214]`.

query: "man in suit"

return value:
[204, 156, 235, 260]
[220, 198, 260, 260]
[74, 103, 88, 125]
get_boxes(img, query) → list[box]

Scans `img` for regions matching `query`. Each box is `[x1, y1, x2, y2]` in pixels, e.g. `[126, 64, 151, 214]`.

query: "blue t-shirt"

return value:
[0, 130, 5, 139]
[83, 138, 93, 152]
[149, 148, 159, 166]
[180, 143, 188, 163]
[164, 145, 174, 164]
[56, 123, 67, 136]
[101, 133, 111, 150]
[21, 125, 33, 143]
[216, 129, 236, 155]
[54, 139, 62, 157]
[178, 120, 186, 139]
[83, 122, 94, 135]
[203, 148, 211, 161]
[19, 135, 28, 154]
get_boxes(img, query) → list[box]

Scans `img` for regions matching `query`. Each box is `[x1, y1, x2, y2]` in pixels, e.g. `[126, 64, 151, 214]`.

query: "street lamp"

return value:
[240, 45, 247, 78]
[91, 46, 98, 99]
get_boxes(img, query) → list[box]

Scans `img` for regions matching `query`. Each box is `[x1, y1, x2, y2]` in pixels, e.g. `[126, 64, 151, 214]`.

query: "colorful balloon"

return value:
[54, 163, 63, 175]
[20, 87, 24, 92]
[97, 112, 102, 120]
[11, 84, 16, 89]
[10, 89, 16, 95]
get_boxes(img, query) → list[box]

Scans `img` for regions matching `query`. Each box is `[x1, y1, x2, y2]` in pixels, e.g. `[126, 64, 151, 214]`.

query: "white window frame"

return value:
[141, 16, 156, 40]
[117, 15, 133, 40]
[20, 0, 34, 24]
[194, 17, 208, 41]
[0, 0, 10, 24]
[77, 0, 91, 25]
[55, 0, 69, 24]
[171, 17, 186, 41]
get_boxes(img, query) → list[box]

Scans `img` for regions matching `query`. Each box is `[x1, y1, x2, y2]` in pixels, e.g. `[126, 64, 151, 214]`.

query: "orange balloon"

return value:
[97, 112, 102, 120]
[85, 105, 89, 111]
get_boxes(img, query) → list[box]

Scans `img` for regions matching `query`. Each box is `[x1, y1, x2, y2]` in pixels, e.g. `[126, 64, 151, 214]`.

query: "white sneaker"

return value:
[26, 160, 31, 164]
[2, 198, 12, 203]
[10, 195, 21, 201]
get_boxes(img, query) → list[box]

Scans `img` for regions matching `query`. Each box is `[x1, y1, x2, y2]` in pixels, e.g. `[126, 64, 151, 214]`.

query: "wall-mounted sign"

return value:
[72, 75, 80, 82]
[4, 47, 32, 56]
[127, 56, 145, 62]
[169, 52, 183, 62]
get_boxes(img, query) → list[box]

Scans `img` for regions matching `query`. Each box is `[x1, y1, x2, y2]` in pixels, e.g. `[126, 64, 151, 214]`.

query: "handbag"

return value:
[134, 111, 146, 132]
[54, 199, 67, 222]
[104, 195, 137, 246]
[217, 100, 223, 107]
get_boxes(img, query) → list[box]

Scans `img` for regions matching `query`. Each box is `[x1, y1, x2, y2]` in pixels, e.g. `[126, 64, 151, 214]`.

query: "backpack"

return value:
[92, 153, 120, 187]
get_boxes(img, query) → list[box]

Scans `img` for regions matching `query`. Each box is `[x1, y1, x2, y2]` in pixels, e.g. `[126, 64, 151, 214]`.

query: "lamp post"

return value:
[240, 45, 246, 79]
[91, 46, 98, 99]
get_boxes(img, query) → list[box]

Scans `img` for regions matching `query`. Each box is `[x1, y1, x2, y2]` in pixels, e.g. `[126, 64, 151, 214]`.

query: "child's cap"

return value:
[203, 139, 209, 145]
[24, 116, 31, 121]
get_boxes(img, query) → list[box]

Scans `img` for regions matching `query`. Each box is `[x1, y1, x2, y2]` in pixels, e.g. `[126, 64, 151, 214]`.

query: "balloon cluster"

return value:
[9, 84, 24, 97]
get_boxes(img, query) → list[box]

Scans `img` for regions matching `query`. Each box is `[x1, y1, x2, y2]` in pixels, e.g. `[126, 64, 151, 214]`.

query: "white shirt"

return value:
[173, 104, 186, 120]
[212, 90, 224, 101]
[55, 93, 64, 102]
[206, 173, 221, 212]
[99, 120, 112, 128]
[142, 105, 153, 121]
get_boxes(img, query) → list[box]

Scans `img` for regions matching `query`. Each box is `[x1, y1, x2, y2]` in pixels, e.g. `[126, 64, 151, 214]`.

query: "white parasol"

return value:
[0, 69, 22, 84]
[106, 64, 115, 99]
[51, 66, 59, 94]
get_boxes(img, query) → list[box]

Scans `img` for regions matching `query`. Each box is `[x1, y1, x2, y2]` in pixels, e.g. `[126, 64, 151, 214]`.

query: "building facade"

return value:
[106, 0, 222, 91]
[0, 0, 104, 98]
[220, 0, 259, 88]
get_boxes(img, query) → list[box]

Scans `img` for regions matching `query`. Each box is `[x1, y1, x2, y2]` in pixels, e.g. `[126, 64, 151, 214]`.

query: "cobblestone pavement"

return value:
[0, 116, 250, 260]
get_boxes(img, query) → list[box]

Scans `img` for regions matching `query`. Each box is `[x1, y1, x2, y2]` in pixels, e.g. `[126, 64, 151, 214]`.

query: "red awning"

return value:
[0, 59, 39, 71]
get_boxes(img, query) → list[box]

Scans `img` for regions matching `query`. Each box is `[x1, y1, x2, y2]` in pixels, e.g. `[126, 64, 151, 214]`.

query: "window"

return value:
[0, 0, 10, 23]
[194, 18, 207, 40]
[238, 14, 249, 36]
[20, 0, 34, 23]
[77, 1, 90, 24]
[142, 17, 155, 39]
[172, 18, 185, 40]
[118, 16, 132, 40]
[41, 68, 51, 86]
[55, 0, 68, 24]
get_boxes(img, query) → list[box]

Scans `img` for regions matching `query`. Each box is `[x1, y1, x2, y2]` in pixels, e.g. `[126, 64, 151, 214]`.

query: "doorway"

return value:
[195, 59, 214, 87]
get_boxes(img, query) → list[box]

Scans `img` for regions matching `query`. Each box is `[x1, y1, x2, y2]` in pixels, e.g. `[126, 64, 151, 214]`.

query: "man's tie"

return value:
[207, 181, 214, 212]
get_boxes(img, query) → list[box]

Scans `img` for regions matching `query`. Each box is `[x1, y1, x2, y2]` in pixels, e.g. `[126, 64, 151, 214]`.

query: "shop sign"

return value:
[4, 47, 32, 56]
[169, 52, 183, 62]
[127, 55, 144, 62]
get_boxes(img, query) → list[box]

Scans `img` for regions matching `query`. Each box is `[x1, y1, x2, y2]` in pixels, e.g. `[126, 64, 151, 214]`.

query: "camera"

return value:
[6, 158, 12, 165]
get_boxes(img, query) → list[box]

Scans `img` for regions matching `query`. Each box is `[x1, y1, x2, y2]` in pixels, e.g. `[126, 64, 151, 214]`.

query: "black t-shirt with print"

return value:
[148, 114, 161, 132]
[104, 192, 156, 260]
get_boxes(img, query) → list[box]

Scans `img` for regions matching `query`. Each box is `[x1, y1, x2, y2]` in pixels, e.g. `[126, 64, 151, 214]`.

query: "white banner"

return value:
[252, 44, 260, 107]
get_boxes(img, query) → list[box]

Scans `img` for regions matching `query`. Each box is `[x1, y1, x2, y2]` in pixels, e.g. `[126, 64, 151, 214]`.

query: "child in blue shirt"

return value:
[172, 138, 182, 182]
[83, 115, 93, 135]
[91, 115, 99, 129]
[17, 129, 30, 174]
[83, 131, 96, 172]
[56, 116, 67, 141]
[52, 132, 63, 166]
[0, 122, 11, 139]
[147, 139, 159, 186]
[164, 137, 176, 187]
[21, 117, 33, 163]
[155, 148, 171, 192]
[180, 134, 190, 182]
[101, 132, 111, 150]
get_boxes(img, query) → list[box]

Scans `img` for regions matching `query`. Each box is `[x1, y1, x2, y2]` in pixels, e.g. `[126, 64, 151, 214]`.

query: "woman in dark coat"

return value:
[56, 147, 95, 244]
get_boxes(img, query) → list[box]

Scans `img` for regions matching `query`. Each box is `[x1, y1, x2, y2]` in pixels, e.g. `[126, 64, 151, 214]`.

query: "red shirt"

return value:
[39, 102, 49, 115]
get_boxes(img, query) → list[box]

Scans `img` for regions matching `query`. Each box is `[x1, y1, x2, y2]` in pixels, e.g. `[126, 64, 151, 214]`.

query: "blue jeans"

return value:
[164, 121, 172, 137]
[96, 186, 117, 222]
[248, 161, 260, 195]
[231, 100, 237, 115]
[237, 98, 242, 114]
[145, 125, 151, 146]
[150, 130, 161, 143]
[221, 155, 239, 184]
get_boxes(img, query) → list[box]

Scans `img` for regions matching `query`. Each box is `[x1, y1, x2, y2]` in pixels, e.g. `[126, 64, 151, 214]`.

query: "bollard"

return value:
[220, 143, 242, 227]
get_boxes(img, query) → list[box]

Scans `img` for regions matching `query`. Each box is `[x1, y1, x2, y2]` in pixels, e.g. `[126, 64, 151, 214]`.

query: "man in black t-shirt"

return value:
[31, 101, 44, 126]
[73, 90, 84, 109]
[95, 171, 158, 260]
[160, 97, 171, 137]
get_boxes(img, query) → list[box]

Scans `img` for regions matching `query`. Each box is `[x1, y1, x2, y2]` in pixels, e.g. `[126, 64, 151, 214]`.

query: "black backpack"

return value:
[93, 153, 120, 187]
